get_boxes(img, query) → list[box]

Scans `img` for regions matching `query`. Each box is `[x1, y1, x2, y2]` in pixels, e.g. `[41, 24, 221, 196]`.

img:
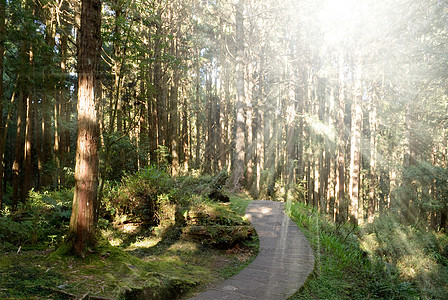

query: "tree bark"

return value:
[245, 62, 254, 190]
[68, 0, 101, 255]
[349, 62, 363, 225]
[230, 0, 245, 189]
[59, 15, 70, 186]
[12, 90, 25, 210]
[336, 50, 346, 223]
[0, 0, 5, 208]
[205, 74, 213, 174]
[41, 14, 55, 187]
[12, 32, 31, 209]
[170, 42, 180, 176]
[41, 98, 53, 187]
[368, 91, 378, 222]
[194, 48, 201, 169]
[154, 20, 166, 157]
[181, 88, 189, 171]
[22, 91, 34, 202]
[286, 46, 297, 188]
[254, 44, 265, 198]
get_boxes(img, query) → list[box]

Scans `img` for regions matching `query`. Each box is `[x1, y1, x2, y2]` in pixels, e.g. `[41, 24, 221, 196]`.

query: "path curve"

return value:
[189, 200, 314, 300]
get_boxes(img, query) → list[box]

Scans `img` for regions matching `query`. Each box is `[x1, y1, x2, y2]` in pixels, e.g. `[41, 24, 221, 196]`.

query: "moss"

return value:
[228, 191, 253, 216]
[182, 225, 253, 248]
[42, 239, 200, 299]
[0, 252, 66, 299]
[1, 190, 257, 299]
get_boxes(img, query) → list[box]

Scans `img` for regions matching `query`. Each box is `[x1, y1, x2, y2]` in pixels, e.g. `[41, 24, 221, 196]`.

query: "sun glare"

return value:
[317, 0, 360, 44]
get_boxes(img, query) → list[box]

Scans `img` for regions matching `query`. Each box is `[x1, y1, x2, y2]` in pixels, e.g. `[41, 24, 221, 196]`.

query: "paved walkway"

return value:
[188, 200, 315, 300]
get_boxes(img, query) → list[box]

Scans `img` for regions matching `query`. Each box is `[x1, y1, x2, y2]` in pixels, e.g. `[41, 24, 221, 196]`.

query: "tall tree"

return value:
[0, 0, 5, 208]
[230, 0, 245, 189]
[367, 89, 378, 222]
[336, 49, 347, 222]
[349, 61, 363, 224]
[68, 0, 101, 255]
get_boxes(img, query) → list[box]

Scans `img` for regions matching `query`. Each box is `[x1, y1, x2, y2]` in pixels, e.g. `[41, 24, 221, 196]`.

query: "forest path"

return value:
[188, 200, 314, 300]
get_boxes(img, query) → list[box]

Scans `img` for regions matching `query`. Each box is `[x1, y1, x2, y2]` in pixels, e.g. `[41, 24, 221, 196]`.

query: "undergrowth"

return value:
[0, 188, 73, 252]
[0, 168, 257, 299]
[287, 201, 448, 299]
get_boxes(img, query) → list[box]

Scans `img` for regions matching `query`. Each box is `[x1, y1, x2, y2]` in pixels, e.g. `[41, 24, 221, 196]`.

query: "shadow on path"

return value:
[188, 200, 314, 300]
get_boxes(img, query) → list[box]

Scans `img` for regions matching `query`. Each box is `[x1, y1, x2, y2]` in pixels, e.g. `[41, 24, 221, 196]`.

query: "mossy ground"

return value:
[0, 191, 257, 299]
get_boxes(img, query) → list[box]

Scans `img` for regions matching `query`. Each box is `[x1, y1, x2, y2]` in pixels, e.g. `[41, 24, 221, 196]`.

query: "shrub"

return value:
[182, 198, 253, 248]
[103, 168, 232, 226]
[0, 189, 73, 251]
[104, 166, 172, 225]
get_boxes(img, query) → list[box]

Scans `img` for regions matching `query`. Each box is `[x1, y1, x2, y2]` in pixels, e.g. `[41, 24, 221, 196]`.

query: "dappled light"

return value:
[1, 0, 448, 298]
[260, 206, 273, 215]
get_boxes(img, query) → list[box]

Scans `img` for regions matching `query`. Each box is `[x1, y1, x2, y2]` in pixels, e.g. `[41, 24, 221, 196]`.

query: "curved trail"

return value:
[189, 200, 315, 300]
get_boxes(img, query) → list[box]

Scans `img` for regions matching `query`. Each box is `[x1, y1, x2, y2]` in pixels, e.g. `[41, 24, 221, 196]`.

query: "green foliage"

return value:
[1, 239, 201, 299]
[0, 166, 257, 299]
[101, 133, 140, 182]
[103, 166, 172, 225]
[395, 162, 448, 224]
[155, 145, 171, 171]
[186, 197, 249, 227]
[102, 167, 233, 226]
[228, 192, 253, 216]
[0, 189, 73, 252]
[0, 259, 65, 298]
[286, 201, 418, 300]
[361, 213, 448, 299]
[289, 200, 448, 299]
[101, 167, 254, 250]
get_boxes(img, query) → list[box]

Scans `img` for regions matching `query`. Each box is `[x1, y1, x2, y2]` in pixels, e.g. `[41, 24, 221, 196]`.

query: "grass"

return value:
[285, 201, 421, 300]
[228, 191, 253, 216]
[0, 191, 257, 299]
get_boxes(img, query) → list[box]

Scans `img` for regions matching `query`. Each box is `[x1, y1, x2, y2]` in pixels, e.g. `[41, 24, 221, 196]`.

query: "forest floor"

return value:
[0, 192, 259, 299]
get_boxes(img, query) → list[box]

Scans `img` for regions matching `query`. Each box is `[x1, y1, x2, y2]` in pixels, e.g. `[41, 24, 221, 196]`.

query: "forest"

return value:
[1, 0, 448, 299]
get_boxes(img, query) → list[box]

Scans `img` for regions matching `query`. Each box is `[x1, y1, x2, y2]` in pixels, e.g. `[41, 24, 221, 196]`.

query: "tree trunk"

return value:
[336, 50, 346, 223]
[138, 46, 148, 168]
[230, 0, 245, 189]
[286, 47, 297, 188]
[327, 88, 336, 219]
[217, 31, 226, 172]
[22, 92, 34, 203]
[205, 74, 213, 174]
[214, 78, 221, 173]
[112, 3, 124, 134]
[181, 88, 189, 171]
[41, 14, 55, 187]
[245, 62, 254, 190]
[12, 33, 31, 209]
[195, 49, 201, 169]
[254, 45, 265, 198]
[368, 92, 378, 222]
[68, 0, 101, 255]
[170, 47, 180, 176]
[148, 41, 157, 165]
[154, 21, 166, 157]
[60, 22, 71, 186]
[41, 100, 53, 186]
[349, 62, 363, 225]
[0, 0, 5, 208]
[35, 91, 42, 190]
[12, 90, 25, 210]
